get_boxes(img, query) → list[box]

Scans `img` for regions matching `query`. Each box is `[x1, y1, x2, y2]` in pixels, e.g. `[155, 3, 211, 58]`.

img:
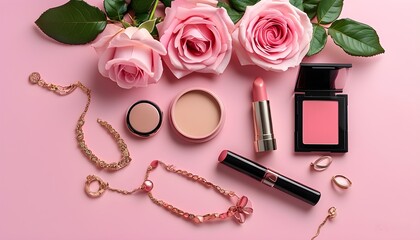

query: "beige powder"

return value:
[173, 90, 221, 138]
[129, 102, 160, 133]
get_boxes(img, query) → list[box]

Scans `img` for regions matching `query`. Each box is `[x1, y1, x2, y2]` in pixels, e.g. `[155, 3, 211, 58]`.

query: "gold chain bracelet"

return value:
[29, 72, 131, 171]
[85, 160, 253, 224]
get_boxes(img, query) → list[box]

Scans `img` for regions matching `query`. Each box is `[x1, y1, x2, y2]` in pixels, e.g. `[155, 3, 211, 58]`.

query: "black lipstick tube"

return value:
[218, 150, 321, 206]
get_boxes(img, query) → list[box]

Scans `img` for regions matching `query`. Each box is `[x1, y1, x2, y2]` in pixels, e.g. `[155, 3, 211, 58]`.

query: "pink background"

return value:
[1, 0, 419, 239]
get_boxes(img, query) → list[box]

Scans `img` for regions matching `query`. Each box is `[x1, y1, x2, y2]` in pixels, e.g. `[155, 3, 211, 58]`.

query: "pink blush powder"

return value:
[302, 100, 339, 145]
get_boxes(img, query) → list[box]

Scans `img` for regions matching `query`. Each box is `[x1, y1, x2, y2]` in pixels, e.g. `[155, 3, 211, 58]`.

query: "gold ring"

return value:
[310, 156, 333, 171]
[332, 175, 352, 189]
[85, 175, 108, 197]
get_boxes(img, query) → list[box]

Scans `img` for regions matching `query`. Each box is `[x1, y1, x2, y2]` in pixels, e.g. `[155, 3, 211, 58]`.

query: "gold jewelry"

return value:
[30, 72, 253, 224]
[28, 72, 131, 171]
[311, 207, 337, 240]
[332, 175, 352, 189]
[85, 160, 253, 224]
[310, 156, 333, 171]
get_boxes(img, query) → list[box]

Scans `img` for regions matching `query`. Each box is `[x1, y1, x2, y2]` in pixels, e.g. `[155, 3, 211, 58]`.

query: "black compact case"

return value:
[294, 63, 352, 152]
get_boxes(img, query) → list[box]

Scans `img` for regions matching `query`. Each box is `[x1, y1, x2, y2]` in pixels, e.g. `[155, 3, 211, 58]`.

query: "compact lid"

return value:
[295, 63, 352, 93]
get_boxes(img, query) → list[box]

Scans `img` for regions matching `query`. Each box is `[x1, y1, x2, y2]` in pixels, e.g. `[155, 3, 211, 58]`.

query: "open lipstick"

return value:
[252, 77, 276, 152]
[218, 150, 321, 206]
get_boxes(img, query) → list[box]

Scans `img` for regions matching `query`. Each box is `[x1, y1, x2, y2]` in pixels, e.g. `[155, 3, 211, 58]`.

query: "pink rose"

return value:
[157, 0, 234, 78]
[232, 0, 312, 71]
[92, 25, 167, 88]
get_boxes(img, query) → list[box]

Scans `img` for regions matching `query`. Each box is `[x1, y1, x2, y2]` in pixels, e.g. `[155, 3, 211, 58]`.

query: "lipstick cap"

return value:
[219, 150, 321, 206]
[219, 150, 266, 181]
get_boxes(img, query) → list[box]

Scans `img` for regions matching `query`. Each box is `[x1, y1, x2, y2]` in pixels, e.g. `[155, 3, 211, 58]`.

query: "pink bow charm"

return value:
[228, 196, 253, 223]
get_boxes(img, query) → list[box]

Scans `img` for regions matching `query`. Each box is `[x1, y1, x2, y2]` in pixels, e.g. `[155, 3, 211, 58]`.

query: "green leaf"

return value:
[135, 13, 149, 24]
[160, 0, 173, 7]
[290, 0, 304, 11]
[303, 0, 320, 19]
[217, 1, 243, 24]
[328, 18, 385, 56]
[130, 0, 154, 15]
[230, 0, 260, 12]
[307, 23, 327, 56]
[104, 0, 128, 21]
[138, 19, 156, 33]
[317, 0, 343, 24]
[35, 0, 107, 44]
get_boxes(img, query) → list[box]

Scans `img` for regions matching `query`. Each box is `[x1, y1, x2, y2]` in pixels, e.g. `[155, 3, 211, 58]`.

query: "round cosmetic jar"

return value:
[169, 88, 225, 143]
[126, 100, 163, 138]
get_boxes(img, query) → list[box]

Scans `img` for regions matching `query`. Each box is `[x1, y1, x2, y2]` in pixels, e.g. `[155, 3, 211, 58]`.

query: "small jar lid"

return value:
[126, 100, 163, 138]
[169, 88, 225, 143]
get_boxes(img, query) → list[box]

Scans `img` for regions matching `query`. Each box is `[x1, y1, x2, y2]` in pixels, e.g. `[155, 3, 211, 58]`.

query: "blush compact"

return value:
[294, 63, 352, 152]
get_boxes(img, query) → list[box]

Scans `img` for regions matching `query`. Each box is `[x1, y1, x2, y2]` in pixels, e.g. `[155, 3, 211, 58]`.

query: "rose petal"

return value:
[97, 48, 115, 78]
[92, 24, 124, 54]
[131, 28, 167, 55]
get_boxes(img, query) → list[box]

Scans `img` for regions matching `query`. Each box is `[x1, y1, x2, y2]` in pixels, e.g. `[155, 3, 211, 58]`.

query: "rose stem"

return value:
[149, 0, 160, 20]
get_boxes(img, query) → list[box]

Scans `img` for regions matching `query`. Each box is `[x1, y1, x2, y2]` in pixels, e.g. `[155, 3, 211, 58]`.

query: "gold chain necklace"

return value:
[29, 72, 253, 224]
[29, 72, 131, 171]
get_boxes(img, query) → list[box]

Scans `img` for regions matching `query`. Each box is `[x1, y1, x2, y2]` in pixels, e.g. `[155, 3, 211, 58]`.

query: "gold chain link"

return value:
[29, 72, 131, 171]
[143, 161, 239, 223]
